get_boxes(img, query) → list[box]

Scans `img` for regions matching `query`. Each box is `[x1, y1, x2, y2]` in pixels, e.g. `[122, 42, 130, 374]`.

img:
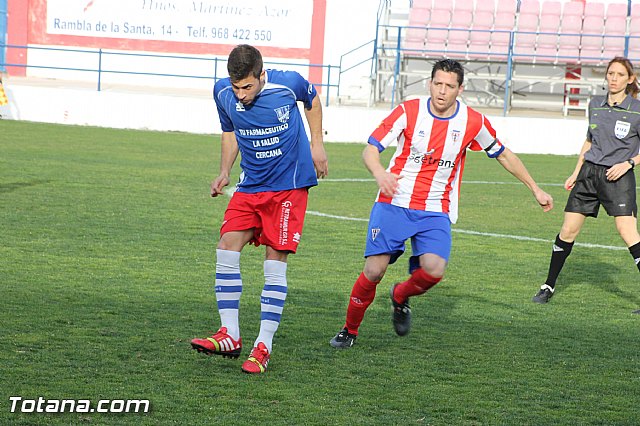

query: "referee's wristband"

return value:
[628, 159, 635, 169]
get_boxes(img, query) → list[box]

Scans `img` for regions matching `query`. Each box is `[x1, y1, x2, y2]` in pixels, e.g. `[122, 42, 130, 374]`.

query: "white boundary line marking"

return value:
[222, 186, 627, 251]
[305, 210, 627, 251]
[320, 178, 565, 186]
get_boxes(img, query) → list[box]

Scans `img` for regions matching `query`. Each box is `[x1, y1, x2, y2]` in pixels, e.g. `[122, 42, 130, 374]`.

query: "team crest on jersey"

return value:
[371, 227, 380, 241]
[450, 129, 461, 143]
[236, 102, 245, 112]
[614, 120, 630, 138]
[274, 105, 290, 123]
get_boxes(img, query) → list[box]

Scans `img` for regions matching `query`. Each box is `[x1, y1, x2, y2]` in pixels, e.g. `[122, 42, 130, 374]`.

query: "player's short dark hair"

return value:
[227, 44, 263, 82]
[431, 59, 464, 86]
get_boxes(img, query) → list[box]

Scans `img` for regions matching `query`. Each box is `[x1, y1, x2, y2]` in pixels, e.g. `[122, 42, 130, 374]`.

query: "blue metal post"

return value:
[0, 0, 7, 72]
[391, 26, 402, 108]
[97, 49, 102, 91]
[503, 31, 515, 117]
[337, 57, 343, 99]
[325, 65, 331, 107]
[624, 0, 631, 56]
[372, 0, 385, 78]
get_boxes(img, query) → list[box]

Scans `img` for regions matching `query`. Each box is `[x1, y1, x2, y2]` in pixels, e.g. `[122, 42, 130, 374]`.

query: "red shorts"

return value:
[221, 188, 309, 253]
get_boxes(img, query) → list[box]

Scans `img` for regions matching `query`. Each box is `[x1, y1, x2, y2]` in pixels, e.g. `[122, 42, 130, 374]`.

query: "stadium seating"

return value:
[513, 0, 540, 62]
[491, 0, 518, 60]
[447, 0, 474, 58]
[411, 0, 432, 8]
[580, 2, 605, 65]
[535, 0, 562, 63]
[425, 0, 452, 55]
[377, 0, 638, 110]
[629, 3, 640, 62]
[467, 1, 494, 59]
[602, 3, 628, 60]
[405, 6, 430, 54]
[398, 0, 636, 65]
[556, 1, 584, 64]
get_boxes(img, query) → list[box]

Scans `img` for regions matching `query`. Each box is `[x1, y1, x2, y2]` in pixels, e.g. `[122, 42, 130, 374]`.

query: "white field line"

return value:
[305, 210, 627, 251]
[222, 184, 627, 251]
[320, 178, 565, 186]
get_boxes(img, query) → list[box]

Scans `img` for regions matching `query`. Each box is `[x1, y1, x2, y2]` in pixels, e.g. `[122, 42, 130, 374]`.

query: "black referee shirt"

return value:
[585, 95, 640, 167]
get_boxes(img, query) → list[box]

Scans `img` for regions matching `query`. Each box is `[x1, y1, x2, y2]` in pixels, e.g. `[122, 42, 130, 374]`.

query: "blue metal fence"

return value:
[0, 0, 7, 73]
[0, 44, 342, 106]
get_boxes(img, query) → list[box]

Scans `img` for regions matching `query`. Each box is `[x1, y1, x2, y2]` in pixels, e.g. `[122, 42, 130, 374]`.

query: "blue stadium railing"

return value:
[0, 0, 6, 73]
[0, 44, 342, 107]
[3, 30, 640, 113]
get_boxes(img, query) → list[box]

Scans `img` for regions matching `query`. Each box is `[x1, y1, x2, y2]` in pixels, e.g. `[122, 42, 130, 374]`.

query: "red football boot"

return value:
[241, 342, 270, 374]
[191, 327, 242, 359]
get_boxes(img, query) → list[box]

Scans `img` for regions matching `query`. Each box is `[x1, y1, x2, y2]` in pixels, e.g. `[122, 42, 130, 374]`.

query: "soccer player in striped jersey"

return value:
[191, 45, 328, 373]
[330, 59, 554, 349]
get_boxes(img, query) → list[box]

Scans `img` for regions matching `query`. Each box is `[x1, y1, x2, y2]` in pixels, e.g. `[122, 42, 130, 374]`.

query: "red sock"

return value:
[393, 268, 441, 304]
[345, 272, 379, 335]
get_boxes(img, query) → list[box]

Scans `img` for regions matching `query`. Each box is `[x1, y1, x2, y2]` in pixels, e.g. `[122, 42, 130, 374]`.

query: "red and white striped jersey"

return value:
[368, 97, 504, 223]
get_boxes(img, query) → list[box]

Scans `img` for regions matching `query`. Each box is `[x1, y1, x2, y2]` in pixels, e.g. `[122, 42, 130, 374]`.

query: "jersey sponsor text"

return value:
[252, 136, 280, 147]
[256, 148, 283, 159]
[238, 123, 288, 136]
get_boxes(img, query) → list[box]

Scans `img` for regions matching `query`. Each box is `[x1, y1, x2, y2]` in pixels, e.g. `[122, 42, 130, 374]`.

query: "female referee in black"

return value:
[533, 57, 640, 310]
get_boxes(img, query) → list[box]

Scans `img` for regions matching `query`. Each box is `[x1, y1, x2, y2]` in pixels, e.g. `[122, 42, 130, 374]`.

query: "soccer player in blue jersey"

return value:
[191, 44, 328, 374]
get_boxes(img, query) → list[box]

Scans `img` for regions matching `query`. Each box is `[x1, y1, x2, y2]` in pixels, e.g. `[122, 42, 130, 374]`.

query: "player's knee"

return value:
[615, 221, 640, 244]
[560, 223, 581, 242]
[217, 240, 233, 251]
[420, 258, 447, 278]
[217, 230, 252, 251]
[420, 265, 445, 280]
[362, 266, 386, 283]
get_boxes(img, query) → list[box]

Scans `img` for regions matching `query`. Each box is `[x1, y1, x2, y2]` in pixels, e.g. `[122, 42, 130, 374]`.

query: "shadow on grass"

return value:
[553, 253, 640, 307]
[0, 180, 51, 194]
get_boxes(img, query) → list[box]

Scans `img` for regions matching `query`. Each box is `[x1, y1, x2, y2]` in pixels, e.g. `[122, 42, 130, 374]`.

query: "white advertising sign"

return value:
[46, 0, 313, 48]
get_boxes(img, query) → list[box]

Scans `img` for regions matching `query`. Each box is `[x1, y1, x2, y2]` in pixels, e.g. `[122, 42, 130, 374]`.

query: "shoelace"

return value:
[252, 347, 269, 362]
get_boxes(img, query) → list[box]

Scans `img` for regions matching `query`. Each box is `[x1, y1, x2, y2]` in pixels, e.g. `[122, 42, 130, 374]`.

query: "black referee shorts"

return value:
[565, 161, 637, 218]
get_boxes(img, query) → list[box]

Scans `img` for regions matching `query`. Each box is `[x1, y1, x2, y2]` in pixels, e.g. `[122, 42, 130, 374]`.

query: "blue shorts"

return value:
[364, 202, 452, 268]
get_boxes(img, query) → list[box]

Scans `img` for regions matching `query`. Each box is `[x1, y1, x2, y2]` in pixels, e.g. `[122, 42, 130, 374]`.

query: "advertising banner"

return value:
[45, 0, 313, 50]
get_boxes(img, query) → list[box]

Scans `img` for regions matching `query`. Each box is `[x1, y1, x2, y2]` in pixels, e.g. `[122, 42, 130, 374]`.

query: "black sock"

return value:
[545, 234, 574, 288]
[629, 242, 640, 272]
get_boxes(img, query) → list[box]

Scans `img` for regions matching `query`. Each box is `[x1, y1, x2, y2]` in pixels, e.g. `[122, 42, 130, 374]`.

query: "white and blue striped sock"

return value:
[215, 249, 242, 341]
[255, 260, 288, 353]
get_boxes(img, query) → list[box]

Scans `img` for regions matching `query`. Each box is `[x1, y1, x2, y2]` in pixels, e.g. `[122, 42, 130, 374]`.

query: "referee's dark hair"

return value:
[228, 44, 263, 83]
[607, 56, 640, 99]
[431, 59, 464, 86]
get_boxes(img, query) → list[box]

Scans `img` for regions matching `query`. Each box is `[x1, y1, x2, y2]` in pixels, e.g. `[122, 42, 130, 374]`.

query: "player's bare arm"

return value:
[363, 143, 401, 198]
[304, 96, 328, 179]
[565, 139, 591, 190]
[496, 147, 554, 212]
[211, 131, 239, 197]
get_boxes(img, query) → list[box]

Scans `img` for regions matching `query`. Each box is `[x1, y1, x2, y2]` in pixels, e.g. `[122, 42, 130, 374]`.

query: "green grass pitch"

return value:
[1, 120, 639, 425]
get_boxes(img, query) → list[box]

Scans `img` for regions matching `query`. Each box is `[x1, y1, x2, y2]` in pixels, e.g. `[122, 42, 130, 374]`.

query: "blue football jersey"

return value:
[213, 70, 319, 193]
